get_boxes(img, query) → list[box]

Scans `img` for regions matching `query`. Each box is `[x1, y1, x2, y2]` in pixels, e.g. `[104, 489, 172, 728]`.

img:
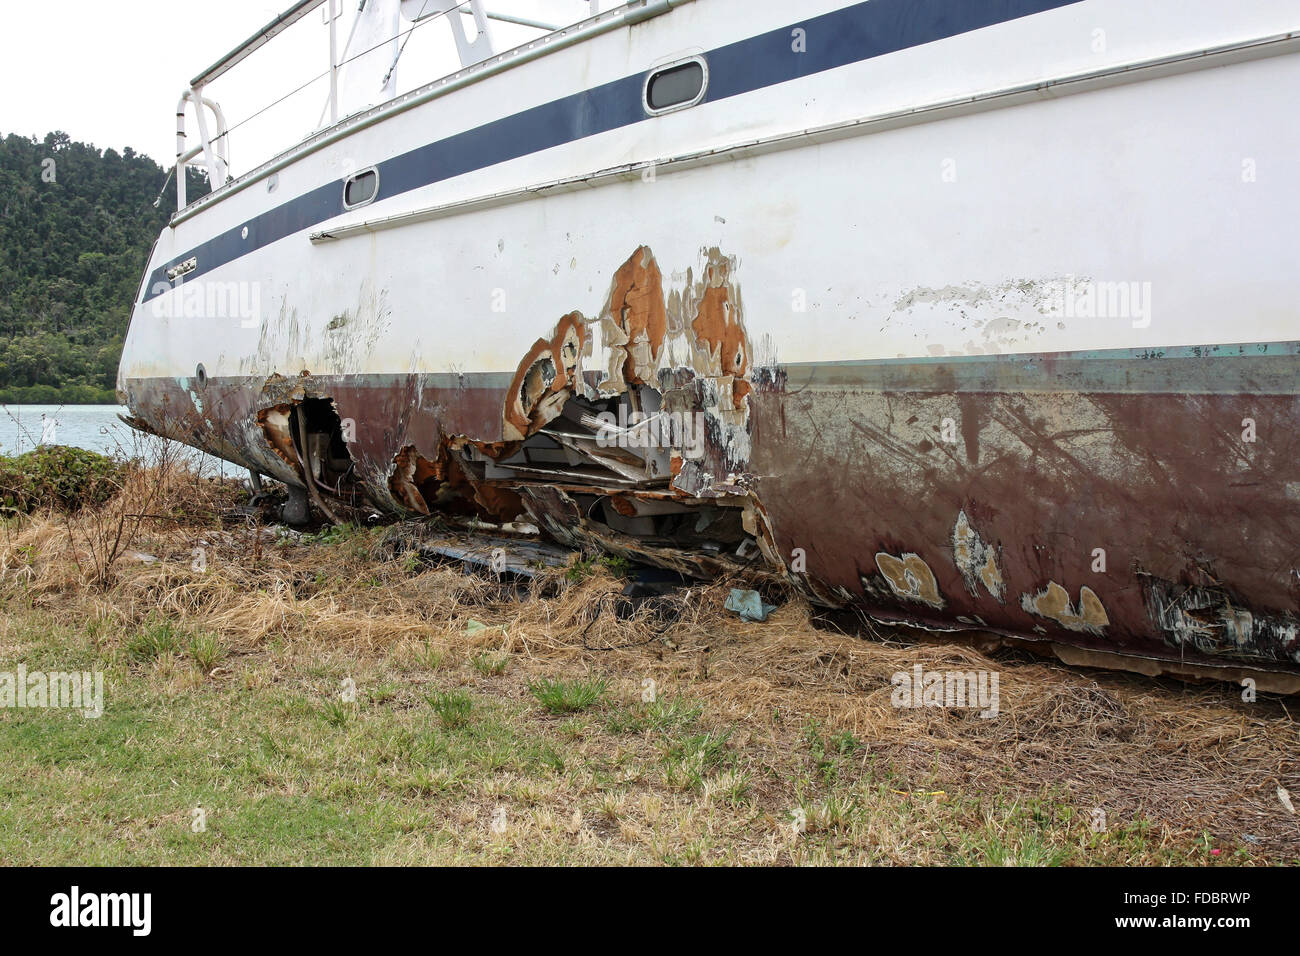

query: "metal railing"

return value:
[172, 1, 622, 211]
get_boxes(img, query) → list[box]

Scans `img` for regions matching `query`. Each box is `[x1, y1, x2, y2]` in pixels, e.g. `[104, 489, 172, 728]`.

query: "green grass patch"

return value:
[471, 652, 509, 677]
[426, 689, 474, 729]
[126, 619, 185, 663]
[528, 677, 607, 714]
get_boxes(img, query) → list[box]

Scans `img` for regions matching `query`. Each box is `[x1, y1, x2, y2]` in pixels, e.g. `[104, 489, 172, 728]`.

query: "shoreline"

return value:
[0, 395, 118, 406]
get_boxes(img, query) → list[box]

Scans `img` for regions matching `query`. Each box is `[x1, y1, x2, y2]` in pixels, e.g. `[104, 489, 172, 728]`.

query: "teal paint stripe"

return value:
[772, 341, 1300, 394]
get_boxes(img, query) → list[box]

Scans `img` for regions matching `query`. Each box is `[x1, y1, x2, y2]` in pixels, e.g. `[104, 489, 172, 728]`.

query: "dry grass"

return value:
[0, 457, 1296, 865]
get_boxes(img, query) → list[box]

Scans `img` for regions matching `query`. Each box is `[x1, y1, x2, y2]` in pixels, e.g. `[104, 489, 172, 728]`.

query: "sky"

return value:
[0, 0, 596, 169]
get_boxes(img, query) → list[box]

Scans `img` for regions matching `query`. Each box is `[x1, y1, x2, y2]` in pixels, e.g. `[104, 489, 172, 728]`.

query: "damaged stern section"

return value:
[122, 246, 781, 587]
[456, 245, 779, 578]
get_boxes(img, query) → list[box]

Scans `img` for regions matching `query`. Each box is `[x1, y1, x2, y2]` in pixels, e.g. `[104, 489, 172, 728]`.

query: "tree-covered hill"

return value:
[0, 131, 208, 403]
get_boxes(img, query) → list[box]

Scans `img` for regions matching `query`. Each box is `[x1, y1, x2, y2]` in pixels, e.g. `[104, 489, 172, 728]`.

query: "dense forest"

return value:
[0, 132, 208, 403]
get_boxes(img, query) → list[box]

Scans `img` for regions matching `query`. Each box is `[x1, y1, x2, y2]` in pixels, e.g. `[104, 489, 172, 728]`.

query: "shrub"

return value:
[0, 445, 123, 513]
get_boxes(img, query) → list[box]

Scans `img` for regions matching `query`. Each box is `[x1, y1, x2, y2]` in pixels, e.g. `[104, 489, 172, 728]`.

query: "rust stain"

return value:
[392, 442, 523, 521]
[686, 249, 750, 407]
[874, 552, 945, 609]
[471, 481, 525, 521]
[389, 445, 434, 514]
[608, 495, 638, 517]
[1021, 581, 1110, 633]
[600, 245, 667, 389]
[255, 404, 300, 472]
[503, 310, 585, 442]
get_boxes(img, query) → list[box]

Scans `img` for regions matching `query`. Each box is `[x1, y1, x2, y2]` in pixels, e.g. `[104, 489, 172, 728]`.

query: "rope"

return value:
[152, 163, 176, 208]
[382, 0, 442, 88]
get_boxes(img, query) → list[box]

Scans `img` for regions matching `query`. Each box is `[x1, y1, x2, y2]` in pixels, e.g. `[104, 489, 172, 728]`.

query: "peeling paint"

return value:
[1021, 582, 1109, 634]
[872, 552, 945, 609]
[682, 249, 750, 408]
[1140, 572, 1300, 664]
[952, 509, 1004, 601]
[503, 311, 585, 442]
[597, 245, 667, 392]
[483, 246, 757, 508]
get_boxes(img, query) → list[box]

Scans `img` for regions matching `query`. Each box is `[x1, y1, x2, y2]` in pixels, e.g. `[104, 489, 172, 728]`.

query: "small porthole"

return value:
[644, 58, 707, 115]
[195, 363, 207, 388]
[343, 168, 379, 209]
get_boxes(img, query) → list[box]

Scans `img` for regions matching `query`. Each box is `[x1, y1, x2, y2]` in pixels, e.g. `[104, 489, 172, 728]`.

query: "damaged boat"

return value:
[120, 0, 1300, 690]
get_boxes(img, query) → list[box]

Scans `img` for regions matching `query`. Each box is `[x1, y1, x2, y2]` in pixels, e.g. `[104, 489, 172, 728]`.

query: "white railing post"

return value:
[176, 89, 232, 210]
[204, 96, 231, 178]
[190, 88, 229, 190]
[176, 93, 190, 210]
[328, 0, 339, 125]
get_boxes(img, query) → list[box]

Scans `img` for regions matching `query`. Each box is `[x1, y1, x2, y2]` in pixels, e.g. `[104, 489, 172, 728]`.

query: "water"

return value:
[0, 405, 136, 457]
[0, 404, 233, 474]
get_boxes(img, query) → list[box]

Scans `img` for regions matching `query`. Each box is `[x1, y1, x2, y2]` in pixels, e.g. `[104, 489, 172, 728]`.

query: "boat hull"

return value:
[120, 0, 1300, 685]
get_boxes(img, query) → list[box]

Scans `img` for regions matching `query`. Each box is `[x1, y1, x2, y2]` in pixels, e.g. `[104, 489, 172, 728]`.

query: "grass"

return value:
[565, 554, 630, 582]
[528, 677, 608, 714]
[662, 730, 733, 792]
[188, 632, 224, 672]
[426, 690, 474, 729]
[471, 652, 509, 677]
[606, 697, 703, 735]
[412, 642, 447, 671]
[126, 619, 184, 662]
[0, 600, 1292, 864]
[0, 460, 1297, 864]
[320, 699, 353, 728]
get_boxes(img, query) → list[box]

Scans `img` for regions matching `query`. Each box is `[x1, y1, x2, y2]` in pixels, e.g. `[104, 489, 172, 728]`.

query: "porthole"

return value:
[643, 57, 707, 115]
[195, 363, 208, 388]
[343, 167, 379, 209]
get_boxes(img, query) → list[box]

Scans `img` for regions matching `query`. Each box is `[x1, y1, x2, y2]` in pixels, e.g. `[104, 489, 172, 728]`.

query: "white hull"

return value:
[124, 0, 1300, 380]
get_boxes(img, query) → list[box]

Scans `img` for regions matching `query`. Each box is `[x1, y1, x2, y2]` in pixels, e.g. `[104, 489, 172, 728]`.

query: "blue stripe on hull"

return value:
[143, 0, 1084, 301]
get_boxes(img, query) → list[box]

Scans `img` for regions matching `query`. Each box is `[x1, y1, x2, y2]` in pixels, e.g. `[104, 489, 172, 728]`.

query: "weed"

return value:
[528, 677, 607, 714]
[426, 690, 474, 729]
